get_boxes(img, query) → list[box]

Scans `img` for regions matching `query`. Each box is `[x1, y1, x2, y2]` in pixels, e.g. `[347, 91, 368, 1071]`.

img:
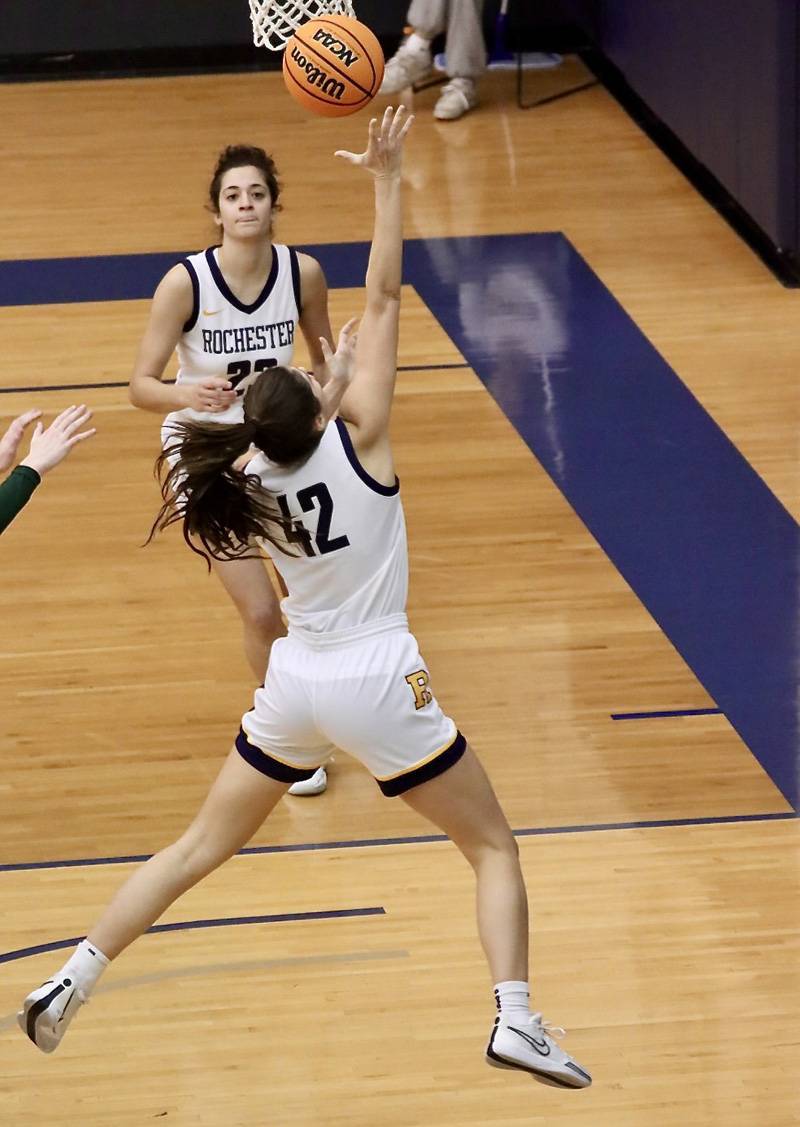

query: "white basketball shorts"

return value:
[238, 619, 465, 796]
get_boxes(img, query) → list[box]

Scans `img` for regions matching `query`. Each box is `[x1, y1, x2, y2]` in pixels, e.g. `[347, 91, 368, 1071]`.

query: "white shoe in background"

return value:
[433, 78, 479, 120]
[287, 766, 328, 796]
[379, 39, 433, 94]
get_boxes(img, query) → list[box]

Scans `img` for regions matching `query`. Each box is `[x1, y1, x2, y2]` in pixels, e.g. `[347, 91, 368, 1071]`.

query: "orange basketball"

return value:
[282, 16, 384, 117]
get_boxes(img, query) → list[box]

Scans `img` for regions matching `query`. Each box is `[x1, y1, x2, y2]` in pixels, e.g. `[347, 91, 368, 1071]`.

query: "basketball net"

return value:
[250, 0, 356, 51]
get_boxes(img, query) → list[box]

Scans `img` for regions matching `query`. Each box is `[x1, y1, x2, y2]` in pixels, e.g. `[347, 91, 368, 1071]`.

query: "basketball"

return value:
[282, 16, 384, 117]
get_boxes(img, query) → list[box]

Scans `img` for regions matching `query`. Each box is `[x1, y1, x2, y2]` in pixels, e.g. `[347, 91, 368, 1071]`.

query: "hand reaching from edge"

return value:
[0, 409, 42, 474]
[335, 105, 415, 180]
[20, 405, 96, 477]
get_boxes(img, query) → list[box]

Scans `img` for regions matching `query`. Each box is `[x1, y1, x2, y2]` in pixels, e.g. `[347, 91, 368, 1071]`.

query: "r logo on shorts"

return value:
[405, 669, 432, 710]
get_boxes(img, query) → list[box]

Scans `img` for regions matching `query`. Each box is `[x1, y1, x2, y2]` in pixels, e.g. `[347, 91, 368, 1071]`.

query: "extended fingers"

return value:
[335, 107, 411, 170]
[47, 404, 88, 431]
[386, 104, 407, 140]
[13, 409, 42, 430]
[381, 105, 395, 135]
[47, 406, 93, 438]
[63, 407, 93, 436]
[66, 427, 97, 446]
[396, 111, 415, 142]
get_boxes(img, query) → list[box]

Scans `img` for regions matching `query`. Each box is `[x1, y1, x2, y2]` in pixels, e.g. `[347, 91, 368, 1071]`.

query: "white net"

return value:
[250, 0, 356, 51]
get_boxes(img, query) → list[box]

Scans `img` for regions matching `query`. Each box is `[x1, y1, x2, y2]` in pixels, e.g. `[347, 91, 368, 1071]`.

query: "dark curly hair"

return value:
[208, 144, 282, 215]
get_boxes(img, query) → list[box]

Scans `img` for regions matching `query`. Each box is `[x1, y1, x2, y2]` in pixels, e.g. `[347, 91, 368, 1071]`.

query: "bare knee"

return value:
[460, 825, 520, 872]
[170, 825, 237, 885]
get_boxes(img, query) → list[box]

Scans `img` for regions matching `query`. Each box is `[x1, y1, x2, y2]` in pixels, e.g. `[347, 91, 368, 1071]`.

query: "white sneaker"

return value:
[18, 973, 88, 1053]
[486, 1012, 592, 1089]
[433, 78, 478, 121]
[287, 766, 327, 796]
[379, 40, 433, 94]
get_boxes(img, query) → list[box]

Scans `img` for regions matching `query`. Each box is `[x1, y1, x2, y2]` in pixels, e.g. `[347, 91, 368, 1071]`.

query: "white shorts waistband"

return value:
[286, 613, 409, 650]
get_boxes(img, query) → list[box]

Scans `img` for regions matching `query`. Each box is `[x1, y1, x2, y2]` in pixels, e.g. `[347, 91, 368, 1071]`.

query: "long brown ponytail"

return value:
[148, 367, 324, 565]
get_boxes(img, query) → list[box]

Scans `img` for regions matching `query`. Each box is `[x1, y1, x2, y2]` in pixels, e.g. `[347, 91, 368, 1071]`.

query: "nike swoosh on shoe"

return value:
[508, 1026, 551, 1056]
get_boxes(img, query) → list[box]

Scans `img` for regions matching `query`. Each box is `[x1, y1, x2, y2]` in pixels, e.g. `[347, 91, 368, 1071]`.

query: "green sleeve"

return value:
[0, 465, 41, 535]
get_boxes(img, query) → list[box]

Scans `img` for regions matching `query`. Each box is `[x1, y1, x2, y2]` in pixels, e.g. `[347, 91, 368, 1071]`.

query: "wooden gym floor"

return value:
[0, 56, 797, 1125]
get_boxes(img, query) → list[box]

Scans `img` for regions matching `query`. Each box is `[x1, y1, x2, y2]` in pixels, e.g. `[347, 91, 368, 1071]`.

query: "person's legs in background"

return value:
[380, 1, 485, 120]
[380, 0, 444, 95]
[434, 0, 486, 120]
[212, 554, 327, 796]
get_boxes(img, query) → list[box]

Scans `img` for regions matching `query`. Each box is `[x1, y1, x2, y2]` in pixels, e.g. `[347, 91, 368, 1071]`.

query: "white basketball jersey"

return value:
[249, 419, 408, 637]
[168, 244, 301, 428]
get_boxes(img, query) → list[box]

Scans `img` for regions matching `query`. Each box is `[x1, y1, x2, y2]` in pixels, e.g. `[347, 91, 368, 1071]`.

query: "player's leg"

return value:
[211, 553, 327, 795]
[90, 747, 288, 958]
[18, 747, 289, 1053]
[400, 747, 591, 1089]
[379, 0, 446, 94]
[400, 744, 528, 982]
[434, 0, 484, 120]
[211, 553, 284, 684]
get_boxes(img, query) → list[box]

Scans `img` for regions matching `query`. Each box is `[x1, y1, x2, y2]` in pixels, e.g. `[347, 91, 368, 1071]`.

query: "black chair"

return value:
[495, 0, 598, 108]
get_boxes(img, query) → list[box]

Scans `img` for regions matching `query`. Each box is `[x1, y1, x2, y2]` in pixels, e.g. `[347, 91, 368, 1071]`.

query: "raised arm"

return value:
[332, 106, 414, 455]
[297, 254, 333, 374]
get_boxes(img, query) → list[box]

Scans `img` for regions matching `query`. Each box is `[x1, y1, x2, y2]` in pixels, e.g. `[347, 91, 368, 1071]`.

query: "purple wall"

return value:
[0, 0, 407, 53]
[595, 0, 799, 253]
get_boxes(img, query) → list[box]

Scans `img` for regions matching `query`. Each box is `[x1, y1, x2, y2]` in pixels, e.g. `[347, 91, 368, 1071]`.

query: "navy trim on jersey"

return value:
[235, 728, 321, 784]
[288, 246, 302, 315]
[335, 418, 399, 496]
[204, 244, 280, 314]
[378, 732, 467, 797]
[180, 258, 200, 332]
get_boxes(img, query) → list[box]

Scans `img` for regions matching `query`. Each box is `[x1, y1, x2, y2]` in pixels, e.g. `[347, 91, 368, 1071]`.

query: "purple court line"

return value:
[0, 907, 385, 966]
[0, 381, 130, 394]
[0, 812, 794, 876]
[0, 364, 471, 397]
[611, 707, 723, 720]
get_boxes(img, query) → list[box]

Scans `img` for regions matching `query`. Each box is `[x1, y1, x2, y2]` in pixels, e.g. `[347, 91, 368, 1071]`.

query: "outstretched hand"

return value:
[20, 404, 96, 477]
[319, 317, 359, 386]
[0, 409, 42, 474]
[335, 105, 415, 179]
[318, 318, 359, 423]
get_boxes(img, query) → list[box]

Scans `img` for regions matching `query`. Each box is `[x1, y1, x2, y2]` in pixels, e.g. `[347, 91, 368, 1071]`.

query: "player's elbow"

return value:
[366, 287, 401, 313]
[128, 374, 154, 409]
[127, 379, 144, 408]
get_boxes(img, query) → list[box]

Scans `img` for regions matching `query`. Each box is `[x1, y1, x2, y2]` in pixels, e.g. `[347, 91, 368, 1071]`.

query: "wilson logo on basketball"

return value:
[311, 28, 359, 68]
[282, 16, 384, 118]
[288, 44, 346, 101]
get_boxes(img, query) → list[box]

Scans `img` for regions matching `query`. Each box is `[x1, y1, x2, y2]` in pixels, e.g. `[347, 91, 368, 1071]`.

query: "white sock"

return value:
[60, 938, 110, 995]
[493, 980, 531, 1025]
[406, 32, 432, 55]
